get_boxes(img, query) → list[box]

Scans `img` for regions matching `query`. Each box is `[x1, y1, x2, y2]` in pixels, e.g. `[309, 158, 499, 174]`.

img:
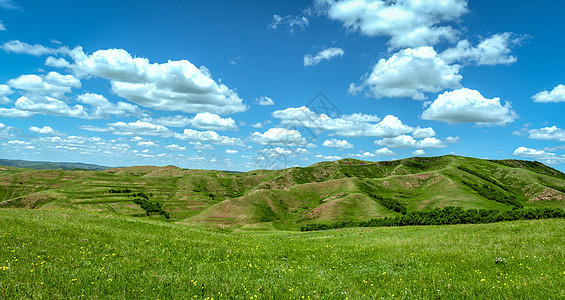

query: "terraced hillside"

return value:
[1, 155, 564, 230]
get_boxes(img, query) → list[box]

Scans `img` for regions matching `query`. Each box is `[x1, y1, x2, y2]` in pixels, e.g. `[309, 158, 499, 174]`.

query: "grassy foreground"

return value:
[1, 209, 564, 299]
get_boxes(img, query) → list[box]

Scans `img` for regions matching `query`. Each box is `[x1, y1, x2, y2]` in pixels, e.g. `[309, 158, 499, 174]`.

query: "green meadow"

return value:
[1, 208, 564, 299]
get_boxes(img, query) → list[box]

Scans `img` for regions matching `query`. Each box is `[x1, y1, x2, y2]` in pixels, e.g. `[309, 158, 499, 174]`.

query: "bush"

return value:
[300, 207, 565, 231]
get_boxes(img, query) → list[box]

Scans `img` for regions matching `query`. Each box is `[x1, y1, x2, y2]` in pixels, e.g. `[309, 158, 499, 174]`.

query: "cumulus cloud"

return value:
[375, 135, 446, 148]
[412, 127, 436, 139]
[251, 122, 264, 129]
[304, 47, 344, 66]
[2, 40, 70, 56]
[322, 138, 353, 148]
[15, 96, 89, 118]
[440, 33, 520, 65]
[0, 122, 15, 138]
[317, 0, 468, 48]
[412, 149, 426, 156]
[188, 112, 237, 131]
[45, 56, 72, 68]
[0, 108, 34, 118]
[0, 84, 12, 104]
[315, 154, 342, 160]
[350, 47, 462, 100]
[526, 126, 565, 142]
[29, 126, 64, 135]
[137, 140, 158, 147]
[250, 128, 308, 147]
[513, 147, 565, 165]
[532, 84, 565, 103]
[421, 88, 517, 125]
[8, 72, 81, 98]
[273, 106, 422, 138]
[256, 96, 274, 106]
[348, 147, 394, 158]
[225, 149, 238, 154]
[0, 20, 4, 31]
[68, 47, 247, 115]
[374, 147, 395, 156]
[175, 128, 243, 146]
[165, 144, 186, 151]
[269, 14, 309, 34]
[77, 93, 139, 118]
[190, 141, 214, 150]
[106, 120, 173, 137]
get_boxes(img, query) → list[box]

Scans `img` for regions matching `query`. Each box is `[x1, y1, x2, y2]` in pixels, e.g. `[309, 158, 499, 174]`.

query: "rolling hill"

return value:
[1, 155, 564, 230]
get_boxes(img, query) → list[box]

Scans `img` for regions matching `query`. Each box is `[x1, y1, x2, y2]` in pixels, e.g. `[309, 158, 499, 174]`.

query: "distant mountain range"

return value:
[0, 158, 110, 171]
[1, 155, 564, 231]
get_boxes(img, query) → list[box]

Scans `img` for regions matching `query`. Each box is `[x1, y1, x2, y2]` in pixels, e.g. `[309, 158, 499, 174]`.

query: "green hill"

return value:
[1, 155, 564, 230]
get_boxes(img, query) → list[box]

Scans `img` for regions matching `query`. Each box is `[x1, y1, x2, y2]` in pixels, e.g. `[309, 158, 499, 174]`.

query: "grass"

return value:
[1, 208, 564, 299]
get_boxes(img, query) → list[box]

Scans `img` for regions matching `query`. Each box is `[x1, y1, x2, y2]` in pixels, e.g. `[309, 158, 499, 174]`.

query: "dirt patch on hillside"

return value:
[529, 188, 565, 202]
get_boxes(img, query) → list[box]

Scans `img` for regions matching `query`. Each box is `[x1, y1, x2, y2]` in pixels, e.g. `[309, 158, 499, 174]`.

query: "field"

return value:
[1, 208, 564, 299]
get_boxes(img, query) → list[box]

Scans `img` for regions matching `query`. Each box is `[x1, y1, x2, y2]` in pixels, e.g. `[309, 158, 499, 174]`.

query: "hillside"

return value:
[0, 158, 109, 171]
[1, 155, 564, 230]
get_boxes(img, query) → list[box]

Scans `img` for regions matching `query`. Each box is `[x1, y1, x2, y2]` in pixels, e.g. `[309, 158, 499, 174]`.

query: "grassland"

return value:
[1, 155, 564, 231]
[1, 208, 564, 299]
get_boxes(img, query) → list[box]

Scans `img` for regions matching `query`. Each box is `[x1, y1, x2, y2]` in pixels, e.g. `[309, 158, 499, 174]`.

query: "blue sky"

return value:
[0, 0, 564, 171]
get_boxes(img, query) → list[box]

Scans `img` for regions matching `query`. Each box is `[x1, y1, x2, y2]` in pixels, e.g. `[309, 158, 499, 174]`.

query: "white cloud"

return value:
[165, 144, 186, 151]
[304, 47, 344, 66]
[349, 151, 376, 158]
[250, 127, 307, 147]
[7, 140, 31, 145]
[412, 127, 436, 139]
[322, 138, 353, 148]
[190, 141, 215, 150]
[527, 126, 565, 142]
[269, 14, 309, 34]
[0, 108, 34, 118]
[8, 72, 81, 98]
[77, 93, 139, 118]
[273, 106, 419, 138]
[15, 96, 89, 118]
[440, 33, 520, 65]
[107, 120, 173, 137]
[29, 126, 64, 135]
[412, 149, 426, 156]
[375, 135, 446, 148]
[0, 122, 15, 138]
[251, 122, 263, 129]
[513, 147, 565, 165]
[317, 0, 468, 48]
[446, 136, 460, 143]
[421, 88, 517, 125]
[69, 47, 247, 114]
[225, 149, 238, 154]
[374, 147, 395, 156]
[175, 128, 243, 146]
[532, 84, 565, 103]
[45, 56, 72, 68]
[149, 115, 192, 127]
[350, 47, 462, 100]
[137, 141, 158, 147]
[2, 40, 70, 56]
[0, 84, 12, 104]
[315, 154, 342, 160]
[0, 20, 4, 31]
[256, 96, 274, 106]
[188, 112, 237, 131]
